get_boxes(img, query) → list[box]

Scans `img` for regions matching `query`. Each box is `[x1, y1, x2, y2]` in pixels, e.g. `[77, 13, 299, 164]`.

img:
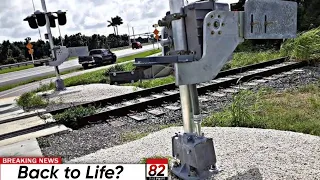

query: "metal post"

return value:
[41, 0, 65, 90]
[57, 23, 63, 46]
[31, 54, 35, 64]
[189, 84, 202, 135]
[127, 24, 131, 45]
[32, 0, 42, 40]
[132, 27, 135, 41]
[169, 0, 194, 133]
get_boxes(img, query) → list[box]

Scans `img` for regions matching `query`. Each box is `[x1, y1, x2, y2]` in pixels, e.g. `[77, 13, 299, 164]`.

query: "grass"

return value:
[0, 64, 34, 75]
[68, 56, 78, 60]
[280, 27, 320, 62]
[203, 82, 320, 136]
[121, 131, 150, 142]
[53, 106, 97, 129]
[224, 51, 282, 70]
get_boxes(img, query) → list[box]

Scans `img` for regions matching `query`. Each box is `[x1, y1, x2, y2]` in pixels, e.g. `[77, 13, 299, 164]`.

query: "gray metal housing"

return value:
[244, 0, 297, 39]
[171, 133, 217, 180]
[183, 1, 229, 60]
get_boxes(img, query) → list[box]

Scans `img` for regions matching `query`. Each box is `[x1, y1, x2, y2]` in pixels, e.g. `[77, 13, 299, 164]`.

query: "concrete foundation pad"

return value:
[0, 138, 42, 157]
[69, 127, 320, 180]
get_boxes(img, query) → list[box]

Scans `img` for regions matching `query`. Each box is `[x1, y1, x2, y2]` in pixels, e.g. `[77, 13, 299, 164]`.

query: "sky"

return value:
[0, 0, 239, 42]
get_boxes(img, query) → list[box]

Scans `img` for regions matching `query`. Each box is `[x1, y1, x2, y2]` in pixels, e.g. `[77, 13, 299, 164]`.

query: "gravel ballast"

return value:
[69, 127, 320, 180]
[38, 64, 320, 165]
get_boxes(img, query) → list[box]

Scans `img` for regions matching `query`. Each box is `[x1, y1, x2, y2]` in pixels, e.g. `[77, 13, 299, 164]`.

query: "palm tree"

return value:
[113, 16, 123, 35]
[107, 18, 117, 35]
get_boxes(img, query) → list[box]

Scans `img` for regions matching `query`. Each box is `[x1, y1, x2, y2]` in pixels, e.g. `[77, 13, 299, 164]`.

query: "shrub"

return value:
[105, 64, 125, 76]
[53, 106, 96, 129]
[16, 92, 48, 111]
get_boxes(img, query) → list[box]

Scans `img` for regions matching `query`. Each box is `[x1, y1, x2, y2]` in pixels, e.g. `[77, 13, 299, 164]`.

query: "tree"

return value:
[108, 18, 117, 35]
[113, 16, 123, 35]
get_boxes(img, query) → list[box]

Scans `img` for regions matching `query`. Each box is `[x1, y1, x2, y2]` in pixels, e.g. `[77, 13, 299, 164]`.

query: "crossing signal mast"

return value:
[23, 0, 87, 91]
[135, 0, 298, 179]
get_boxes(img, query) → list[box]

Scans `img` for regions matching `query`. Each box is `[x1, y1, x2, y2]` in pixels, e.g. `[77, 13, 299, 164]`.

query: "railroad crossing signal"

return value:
[24, 10, 67, 29]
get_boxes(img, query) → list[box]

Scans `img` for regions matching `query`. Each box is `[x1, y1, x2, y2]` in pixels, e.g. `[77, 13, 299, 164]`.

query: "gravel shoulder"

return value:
[69, 127, 320, 180]
[37, 64, 320, 164]
[39, 84, 143, 111]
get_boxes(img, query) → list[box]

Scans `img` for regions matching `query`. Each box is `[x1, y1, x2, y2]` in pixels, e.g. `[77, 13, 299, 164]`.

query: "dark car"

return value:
[78, 49, 117, 69]
[132, 42, 142, 49]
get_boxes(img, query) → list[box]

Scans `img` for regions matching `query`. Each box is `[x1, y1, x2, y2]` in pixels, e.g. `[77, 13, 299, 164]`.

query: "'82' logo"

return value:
[146, 158, 169, 180]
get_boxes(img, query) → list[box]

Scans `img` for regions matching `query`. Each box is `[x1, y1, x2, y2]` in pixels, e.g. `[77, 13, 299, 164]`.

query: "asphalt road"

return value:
[0, 51, 162, 99]
[0, 44, 157, 87]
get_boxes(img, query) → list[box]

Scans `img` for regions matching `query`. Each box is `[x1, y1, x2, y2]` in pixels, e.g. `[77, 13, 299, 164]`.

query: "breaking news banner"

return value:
[0, 157, 169, 180]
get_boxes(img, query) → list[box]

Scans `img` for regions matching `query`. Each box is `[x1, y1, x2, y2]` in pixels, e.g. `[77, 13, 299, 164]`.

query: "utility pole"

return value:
[127, 24, 131, 45]
[32, 0, 42, 40]
[41, 0, 65, 90]
[132, 27, 135, 42]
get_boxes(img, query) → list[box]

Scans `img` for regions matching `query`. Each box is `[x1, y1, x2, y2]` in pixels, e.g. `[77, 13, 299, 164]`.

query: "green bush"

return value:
[105, 64, 125, 75]
[53, 106, 96, 129]
[16, 92, 48, 111]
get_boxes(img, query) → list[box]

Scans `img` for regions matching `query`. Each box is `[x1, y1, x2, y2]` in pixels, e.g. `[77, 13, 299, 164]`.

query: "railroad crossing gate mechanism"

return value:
[45, 46, 89, 67]
[131, 0, 297, 179]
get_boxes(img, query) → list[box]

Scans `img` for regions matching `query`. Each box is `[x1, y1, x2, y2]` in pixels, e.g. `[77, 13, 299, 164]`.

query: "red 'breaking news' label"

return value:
[0, 157, 62, 164]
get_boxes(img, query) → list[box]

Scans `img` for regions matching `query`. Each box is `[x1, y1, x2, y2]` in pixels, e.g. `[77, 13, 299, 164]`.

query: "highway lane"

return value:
[0, 44, 157, 87]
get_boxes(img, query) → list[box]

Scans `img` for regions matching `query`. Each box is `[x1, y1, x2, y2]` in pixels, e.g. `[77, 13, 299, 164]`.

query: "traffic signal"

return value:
[24, 10, 67, 30]
[23, 15, 38, 29]
[34, 10, 46, 26]
[56, 10, 67, 26]
[48, 13, 57, 27]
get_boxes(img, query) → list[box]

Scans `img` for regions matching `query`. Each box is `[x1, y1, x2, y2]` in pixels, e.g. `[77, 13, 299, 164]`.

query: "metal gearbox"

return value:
[171, 133, 217, 180]
[175, 10, 243, 85]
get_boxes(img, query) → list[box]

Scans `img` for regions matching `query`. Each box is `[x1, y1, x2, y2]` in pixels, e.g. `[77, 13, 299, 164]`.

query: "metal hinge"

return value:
[158, 11, 186, 27]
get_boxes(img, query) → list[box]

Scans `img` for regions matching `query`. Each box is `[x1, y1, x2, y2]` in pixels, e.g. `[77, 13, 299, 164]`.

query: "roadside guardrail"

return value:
[0, 58, 50, 70]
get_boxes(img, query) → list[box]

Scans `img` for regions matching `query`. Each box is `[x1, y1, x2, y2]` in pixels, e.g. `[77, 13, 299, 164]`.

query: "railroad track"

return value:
[0, 57, 308, 142]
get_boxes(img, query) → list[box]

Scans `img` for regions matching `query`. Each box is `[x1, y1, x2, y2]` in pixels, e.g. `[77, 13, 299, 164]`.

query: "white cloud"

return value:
[0, 0, 239, 42]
